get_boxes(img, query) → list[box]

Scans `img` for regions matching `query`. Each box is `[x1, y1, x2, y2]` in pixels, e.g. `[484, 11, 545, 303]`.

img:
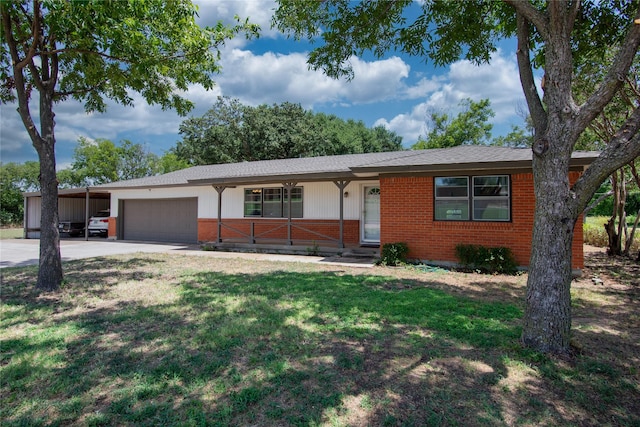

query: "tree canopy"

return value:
[1, 0, 257, 291]
[174, 96, 403, 165]
[412, 98, 495, 149]
[274, 0, 640, 354]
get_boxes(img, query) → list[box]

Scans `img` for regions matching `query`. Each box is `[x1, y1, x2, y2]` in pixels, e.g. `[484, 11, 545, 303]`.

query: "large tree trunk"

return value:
[522, 136, 578, 354]
[34, 90, 63, 292]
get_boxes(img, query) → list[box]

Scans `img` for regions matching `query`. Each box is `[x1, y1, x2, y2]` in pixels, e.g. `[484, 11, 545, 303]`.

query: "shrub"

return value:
[455, 244, 518, 275]
[379, 242, 409, 266]
[583, 221, 608, 247]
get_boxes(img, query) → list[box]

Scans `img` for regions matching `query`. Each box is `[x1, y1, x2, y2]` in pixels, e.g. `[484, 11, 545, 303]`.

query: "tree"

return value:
[493, 125, 534, 148]
[1, 1, 257, 291]
[0, 161, 39, 225]
[274, 0, 640, 354]
[174, 96, 403, 165]
[71, 137, 120, 185]
[155, 152, 190, 175]
[411, 98, 494, 149]
[575, 49, 640, 257]
[71, 137, 163, 185]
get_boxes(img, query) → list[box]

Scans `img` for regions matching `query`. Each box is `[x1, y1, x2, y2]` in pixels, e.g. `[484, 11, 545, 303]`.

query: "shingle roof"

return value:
[93, 146, 600, 189]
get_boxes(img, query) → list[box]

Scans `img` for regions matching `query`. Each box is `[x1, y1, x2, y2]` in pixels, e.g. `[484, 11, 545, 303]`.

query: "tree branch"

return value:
[576, 4, 640, 135]
[583, 188, 613, 215]
[504, 0, 550, 41]
[1, 2, 41, 145]
[515, 12, 547, 135]
[567, 0, 581, 35]
[12, 0, 39, 70]
[572, 106, 640, 212]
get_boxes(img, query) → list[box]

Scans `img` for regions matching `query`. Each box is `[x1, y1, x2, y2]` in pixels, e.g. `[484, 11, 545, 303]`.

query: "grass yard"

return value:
[0, 227, 23, 240]
[1, 250, 638, 426]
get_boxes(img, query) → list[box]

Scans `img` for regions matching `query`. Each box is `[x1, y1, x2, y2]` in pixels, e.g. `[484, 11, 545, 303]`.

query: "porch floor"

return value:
[202, 239, 379, 258]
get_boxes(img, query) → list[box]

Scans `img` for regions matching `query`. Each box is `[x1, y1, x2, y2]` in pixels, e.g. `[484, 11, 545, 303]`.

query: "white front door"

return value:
[362, 186, 380, 243]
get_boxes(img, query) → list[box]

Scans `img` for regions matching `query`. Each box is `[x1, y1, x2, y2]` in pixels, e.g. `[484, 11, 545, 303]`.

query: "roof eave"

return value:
[351, 157, 596, 176]
[186, 171, 359, 186]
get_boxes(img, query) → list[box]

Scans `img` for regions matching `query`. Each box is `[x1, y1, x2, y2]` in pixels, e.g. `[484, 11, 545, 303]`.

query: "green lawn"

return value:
[1, 253, 638, 426]
[0, 227, 23, 239]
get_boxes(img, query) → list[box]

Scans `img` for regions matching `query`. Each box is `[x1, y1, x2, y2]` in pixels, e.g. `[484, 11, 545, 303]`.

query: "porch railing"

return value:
[217, 219, 343, 247]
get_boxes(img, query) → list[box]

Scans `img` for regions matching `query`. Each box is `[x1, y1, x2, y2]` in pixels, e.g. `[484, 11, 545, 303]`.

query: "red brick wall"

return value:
[380, 172, 584, 269]
[198, 218, 360, 247]
[108, 217, 116, 238]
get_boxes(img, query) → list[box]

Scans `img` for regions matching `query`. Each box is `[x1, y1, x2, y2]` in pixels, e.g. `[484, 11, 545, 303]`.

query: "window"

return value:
[244, 187, 303, 218]
[435, 177, 470, 220]
[435, 175, 510, 221]
[473, 176, 510, 221]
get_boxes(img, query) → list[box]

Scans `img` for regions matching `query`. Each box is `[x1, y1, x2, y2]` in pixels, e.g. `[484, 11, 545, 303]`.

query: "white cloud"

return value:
[376, 50, 530, 146]
[216, 49, 410, 107]
[195, 0, 280, 44]
[374, 102, 430, 143]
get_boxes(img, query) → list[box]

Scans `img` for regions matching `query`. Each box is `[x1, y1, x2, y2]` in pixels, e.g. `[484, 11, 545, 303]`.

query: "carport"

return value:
[23, 188, 111, 240]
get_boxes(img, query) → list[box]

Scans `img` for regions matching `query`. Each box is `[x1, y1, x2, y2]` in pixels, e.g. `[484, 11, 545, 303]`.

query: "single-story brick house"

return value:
[82, 145, 596, 271]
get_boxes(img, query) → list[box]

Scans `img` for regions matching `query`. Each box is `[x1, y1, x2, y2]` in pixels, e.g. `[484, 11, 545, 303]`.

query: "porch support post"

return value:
[23, 195, 28, 239]
[283, 182, 297, 245]
[84, 187, 90, 241]
[214, 186, 226, 243]
[333, 180, 350, 249]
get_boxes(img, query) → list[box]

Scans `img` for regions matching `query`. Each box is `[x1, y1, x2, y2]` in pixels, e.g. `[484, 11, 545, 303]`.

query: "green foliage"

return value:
[412, 98, 494, 149]
[1, 1, 258, 112]
[455, 244, 518, 275]
[71, 137, 188, 185]
[0, 162, 39, 225]
[492, 124, 534, 148]
[379, 242, 409, 266]
[583, 220, 609, 248]
[584, 216, 640, 253]
[174, 96, 403, 165]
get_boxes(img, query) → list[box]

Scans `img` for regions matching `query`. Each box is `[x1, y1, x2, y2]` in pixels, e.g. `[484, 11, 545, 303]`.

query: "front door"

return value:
[362, 186, 380, 243]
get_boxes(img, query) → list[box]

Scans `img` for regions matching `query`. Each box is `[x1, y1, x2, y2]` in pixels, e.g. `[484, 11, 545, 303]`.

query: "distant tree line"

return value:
[173, 96, 403, 165]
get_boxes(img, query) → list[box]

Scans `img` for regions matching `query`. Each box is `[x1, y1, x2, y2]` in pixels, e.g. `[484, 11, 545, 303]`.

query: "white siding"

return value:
[109, 180, 379, 221]
[110, 187, 216, 218]
[223, 180, 377, 220]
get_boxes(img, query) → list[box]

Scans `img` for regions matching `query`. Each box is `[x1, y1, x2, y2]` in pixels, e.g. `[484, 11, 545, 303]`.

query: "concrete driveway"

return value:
[0, 238, 196, 269]
[0, 239, 376, 269]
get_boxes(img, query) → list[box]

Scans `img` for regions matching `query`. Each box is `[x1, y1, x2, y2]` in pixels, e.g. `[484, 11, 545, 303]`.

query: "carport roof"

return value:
[91, 146, 600, 189]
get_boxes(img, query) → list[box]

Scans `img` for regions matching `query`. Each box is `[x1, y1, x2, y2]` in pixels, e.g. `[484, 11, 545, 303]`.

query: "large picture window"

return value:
[244, 187, 303, 218]
[435, 175, 510, 221]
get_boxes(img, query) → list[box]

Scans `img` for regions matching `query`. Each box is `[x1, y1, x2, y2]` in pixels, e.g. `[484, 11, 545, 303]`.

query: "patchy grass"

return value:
[0, 227, 23, 240]
[1, 251, 638, 426]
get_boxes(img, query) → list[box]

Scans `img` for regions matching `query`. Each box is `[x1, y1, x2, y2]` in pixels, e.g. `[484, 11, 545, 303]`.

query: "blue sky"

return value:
[0, 0, 535, 168]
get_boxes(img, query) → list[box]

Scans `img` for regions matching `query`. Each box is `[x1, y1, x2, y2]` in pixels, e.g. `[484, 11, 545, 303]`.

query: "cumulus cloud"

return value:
[216, 50, 410, 107]
[195, 0, 280, 43]
[376, 50, 531, 145]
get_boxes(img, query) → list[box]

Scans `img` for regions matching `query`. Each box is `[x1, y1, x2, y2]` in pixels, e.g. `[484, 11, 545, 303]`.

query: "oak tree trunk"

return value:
[522, 134, 578, 354]
[34, 90, 63, 291]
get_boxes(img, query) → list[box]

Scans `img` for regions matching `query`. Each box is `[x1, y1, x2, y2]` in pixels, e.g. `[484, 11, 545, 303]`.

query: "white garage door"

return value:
[122, 198, 198, 243]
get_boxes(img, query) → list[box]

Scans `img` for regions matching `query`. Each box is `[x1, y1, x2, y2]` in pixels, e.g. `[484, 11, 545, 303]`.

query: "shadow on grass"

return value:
[1, 261, 639, 426]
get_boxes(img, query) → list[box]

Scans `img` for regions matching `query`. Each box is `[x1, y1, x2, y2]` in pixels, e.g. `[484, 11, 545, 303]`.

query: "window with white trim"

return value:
[435, 175, 510, 221]
[244, 187, 303, 218]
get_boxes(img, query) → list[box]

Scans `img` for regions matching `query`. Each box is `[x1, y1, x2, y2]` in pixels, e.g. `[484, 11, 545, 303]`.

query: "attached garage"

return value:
[120, 198, 198, 243]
